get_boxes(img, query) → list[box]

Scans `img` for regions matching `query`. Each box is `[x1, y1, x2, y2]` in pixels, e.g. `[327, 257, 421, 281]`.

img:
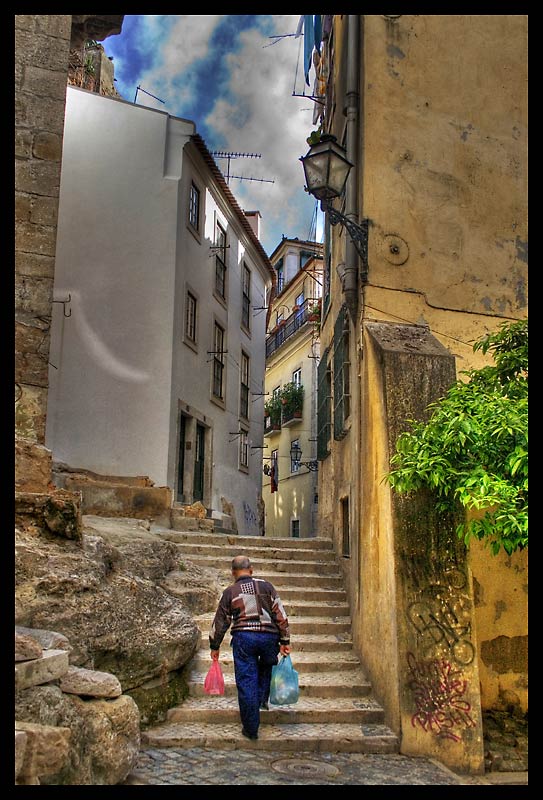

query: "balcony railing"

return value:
[264, 416, 281, 436]
[266, 298, 314, 358]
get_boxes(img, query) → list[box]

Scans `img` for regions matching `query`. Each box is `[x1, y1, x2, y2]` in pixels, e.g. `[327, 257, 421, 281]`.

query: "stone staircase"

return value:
[142, 532, 399, 753]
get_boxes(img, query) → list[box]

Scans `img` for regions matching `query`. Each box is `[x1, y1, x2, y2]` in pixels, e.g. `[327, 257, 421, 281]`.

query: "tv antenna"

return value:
[210, 151, 274, 186]
[133, 85, 166, 105]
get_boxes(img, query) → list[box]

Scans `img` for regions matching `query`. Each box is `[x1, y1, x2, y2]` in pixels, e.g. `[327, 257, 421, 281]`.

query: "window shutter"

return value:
[317, 345, 331, 460]
[333, 305, 348, 440]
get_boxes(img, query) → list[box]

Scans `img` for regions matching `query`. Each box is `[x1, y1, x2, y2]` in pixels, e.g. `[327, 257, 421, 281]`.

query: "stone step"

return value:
[185, 555, 341, 575]
[141, 721, 399, 754]
[167, 696, 386, 725]
[255, 572, 345, 589]
[278, 587, 347, 602]
[281, 600, 351, 617]
[150, 527, 334, 550]
[195, 614, 353, 636]
[191, 649, 361, 674]
[187, 670, 371, 699]
[160, 540, 338, 563]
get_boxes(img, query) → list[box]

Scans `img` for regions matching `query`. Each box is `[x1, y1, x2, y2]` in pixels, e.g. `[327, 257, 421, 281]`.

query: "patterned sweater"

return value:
[209, 575, 290, 650]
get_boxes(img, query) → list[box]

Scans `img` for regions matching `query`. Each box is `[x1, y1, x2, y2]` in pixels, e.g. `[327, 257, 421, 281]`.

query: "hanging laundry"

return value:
[314, 14, 322, 54]
[304, 14, 315, 85]
[322, 15, 333, 40]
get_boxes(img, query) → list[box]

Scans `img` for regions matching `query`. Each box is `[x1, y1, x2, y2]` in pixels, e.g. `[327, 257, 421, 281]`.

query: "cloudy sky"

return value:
[102, 14, 323, 256]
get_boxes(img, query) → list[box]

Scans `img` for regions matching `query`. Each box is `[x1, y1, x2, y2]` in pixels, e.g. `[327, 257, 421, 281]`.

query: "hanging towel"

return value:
[314, 14, 322, 54]
[304, 14, 315, 85]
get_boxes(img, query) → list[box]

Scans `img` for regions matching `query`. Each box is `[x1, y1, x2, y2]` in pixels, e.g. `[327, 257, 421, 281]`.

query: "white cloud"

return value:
[205, 18, 318, 252]
[136, 15, 222, 111]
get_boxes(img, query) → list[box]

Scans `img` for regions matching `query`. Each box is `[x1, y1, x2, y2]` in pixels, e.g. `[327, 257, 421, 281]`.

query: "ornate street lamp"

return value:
[300, 134, 368, 264]
[290, 442, 318, 472]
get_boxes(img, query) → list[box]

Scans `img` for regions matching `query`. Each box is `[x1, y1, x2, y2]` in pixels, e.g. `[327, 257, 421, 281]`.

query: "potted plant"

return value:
[307, 300, 321, 322]
[264, 394, 282, 431]
[280, 382, 305, 423]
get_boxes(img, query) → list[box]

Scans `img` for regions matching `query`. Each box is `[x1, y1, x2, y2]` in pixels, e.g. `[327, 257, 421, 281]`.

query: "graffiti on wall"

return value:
[243, 501, 258, 533]
[407, 652, 476, 742]
[407, 597, 475, 666]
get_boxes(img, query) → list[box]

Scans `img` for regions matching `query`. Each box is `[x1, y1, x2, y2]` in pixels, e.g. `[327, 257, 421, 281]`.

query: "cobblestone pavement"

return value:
[123, 747, 515, 785]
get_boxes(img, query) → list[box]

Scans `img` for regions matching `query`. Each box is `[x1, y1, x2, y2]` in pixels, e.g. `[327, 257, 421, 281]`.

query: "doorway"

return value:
[193, 423, 205, 502]
[176, 414, 186, 502]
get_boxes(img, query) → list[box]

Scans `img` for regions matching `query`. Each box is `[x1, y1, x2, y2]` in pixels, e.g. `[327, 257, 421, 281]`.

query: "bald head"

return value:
[231, 555, 252, 575]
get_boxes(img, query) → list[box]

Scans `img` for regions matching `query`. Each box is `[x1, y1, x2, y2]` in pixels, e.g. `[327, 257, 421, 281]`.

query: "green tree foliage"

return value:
[386, 320, 528, 556]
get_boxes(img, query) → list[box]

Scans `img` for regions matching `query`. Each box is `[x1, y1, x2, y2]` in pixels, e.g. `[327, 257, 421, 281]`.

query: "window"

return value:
[276, 258, 284, 293]
[239, 429, 249, 469]
[291, 519, 300, 538]
[215, 221, 227, 300]
[273, 385, 281, 399]
[240, 351, 250, 420]
[185, 291, 197, 343]
[292, 368, 302, 387]
[317, 345, 332, 459]
[242, 263, 251, 330]
[189, 182, 200, 231]
[291, 438, 300, 473]
[333, 306, 351, 440]
[212, 322, 225, 400]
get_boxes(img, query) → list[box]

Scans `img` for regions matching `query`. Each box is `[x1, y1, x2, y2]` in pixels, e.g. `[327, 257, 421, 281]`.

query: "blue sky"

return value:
[102, 15, 323, 256]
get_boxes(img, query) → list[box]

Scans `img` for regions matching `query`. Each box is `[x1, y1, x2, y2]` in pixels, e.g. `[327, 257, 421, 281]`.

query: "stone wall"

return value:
[15, 15, 72, 465]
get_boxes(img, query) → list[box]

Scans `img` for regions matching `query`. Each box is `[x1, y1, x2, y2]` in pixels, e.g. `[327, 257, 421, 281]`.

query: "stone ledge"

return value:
[15, 648, 70, 690]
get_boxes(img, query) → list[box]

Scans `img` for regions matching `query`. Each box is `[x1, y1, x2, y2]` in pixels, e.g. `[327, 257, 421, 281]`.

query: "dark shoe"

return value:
[241, 728, 258, 740]
[259, 702, 269, 710]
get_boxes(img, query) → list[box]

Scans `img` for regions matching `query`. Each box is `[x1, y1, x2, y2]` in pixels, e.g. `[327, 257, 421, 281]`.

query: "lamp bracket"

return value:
[322, 201, 369, 273]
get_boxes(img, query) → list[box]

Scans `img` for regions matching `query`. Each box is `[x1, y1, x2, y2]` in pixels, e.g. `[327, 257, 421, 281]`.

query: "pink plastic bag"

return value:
[204, 659, 225, 695]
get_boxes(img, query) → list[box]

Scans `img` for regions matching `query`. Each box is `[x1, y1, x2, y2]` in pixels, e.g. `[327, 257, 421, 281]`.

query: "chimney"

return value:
[244, 210, 261, 240]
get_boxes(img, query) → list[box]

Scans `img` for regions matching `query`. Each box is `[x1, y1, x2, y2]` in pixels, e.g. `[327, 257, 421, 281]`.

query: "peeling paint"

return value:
[387, 44, 405, 59]
[514, 236, 528, 263]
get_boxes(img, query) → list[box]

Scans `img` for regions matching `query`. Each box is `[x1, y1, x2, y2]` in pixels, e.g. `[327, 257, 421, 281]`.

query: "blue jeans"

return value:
[231, 631, 280, 737]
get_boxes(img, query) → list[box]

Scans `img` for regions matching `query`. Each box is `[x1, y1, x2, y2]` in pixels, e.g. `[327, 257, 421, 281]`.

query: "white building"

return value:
[46, 86, 275, 534]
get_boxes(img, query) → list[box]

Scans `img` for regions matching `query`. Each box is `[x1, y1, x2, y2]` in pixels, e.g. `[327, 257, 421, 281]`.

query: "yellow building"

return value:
[262, 238, 323, 538]
[301, 14, 527, 773]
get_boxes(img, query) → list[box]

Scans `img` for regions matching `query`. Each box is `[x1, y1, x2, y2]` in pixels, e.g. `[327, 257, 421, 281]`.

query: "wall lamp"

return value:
[300, 134, 368, 263]
[290, 442, 318, 472]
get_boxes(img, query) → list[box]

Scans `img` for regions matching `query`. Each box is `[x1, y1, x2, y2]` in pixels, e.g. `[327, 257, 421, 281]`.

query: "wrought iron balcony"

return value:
[266, 298, 316, 358]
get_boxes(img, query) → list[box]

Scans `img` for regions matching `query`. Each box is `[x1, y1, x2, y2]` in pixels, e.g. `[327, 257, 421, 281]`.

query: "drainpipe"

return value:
[343, 14, 360, 322]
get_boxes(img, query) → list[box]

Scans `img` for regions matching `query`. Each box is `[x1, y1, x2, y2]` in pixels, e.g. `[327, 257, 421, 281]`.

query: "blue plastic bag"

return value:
[269, 654, 299, 705]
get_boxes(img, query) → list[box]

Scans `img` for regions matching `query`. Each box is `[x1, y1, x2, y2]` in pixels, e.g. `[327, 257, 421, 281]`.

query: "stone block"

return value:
[170, 512, 199, 532]
[16, 632, 44, 662]
[15, 649, 70, 690]
[15, 192, 32, 221]
[15, 273, 54, 316]
[23, 65, 68, 101]
[78, 484, 172, 520]
[184, 501, 207, 519]
[198, 519, 215, 532]
[33, 131, 63, 162]
[15, 29, 71, 73]
[15, 384, 47, 443]
[16, 626, 72, 654]
[15, 91, 67, 135]
[15, 438, 52, 493]
[60, 666, 122, 698]
[15, 349, 49, 388]
[15, 129, 33, 158]
[15, 721, 71, 782]
[15, 729, 28, 781]
[15, 490, 82, 540]
[16, 251, 56, 278]
[30, 195, 59, 226]
[15, 158, 61, 197]
[15, 15, 37, 31]
[35, 15, 72, 40]
[16, 220, 58, 257]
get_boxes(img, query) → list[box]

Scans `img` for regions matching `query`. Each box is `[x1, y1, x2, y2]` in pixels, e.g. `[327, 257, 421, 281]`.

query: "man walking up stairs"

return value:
[142, 532, 399, 753]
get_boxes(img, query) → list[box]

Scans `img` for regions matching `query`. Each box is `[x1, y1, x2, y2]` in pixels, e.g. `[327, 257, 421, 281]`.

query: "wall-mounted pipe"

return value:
[343, 14, 360, 322]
